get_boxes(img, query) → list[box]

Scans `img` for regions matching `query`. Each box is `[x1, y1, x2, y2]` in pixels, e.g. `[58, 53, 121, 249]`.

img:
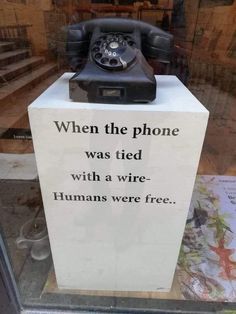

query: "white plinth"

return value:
[29, 73, 208, 292]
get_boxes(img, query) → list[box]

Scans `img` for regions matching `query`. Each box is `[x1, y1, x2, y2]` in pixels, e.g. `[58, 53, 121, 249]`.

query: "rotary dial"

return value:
[91, 33, 137, 71]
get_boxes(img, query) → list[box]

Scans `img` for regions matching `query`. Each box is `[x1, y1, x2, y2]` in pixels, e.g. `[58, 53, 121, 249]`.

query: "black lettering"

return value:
[85, 151, 110, 159]
[112, 195, 122, 202]
[132, 124, 180, 139]
[111, 195, 141, 203]
[105, 175, 112, 182]
[105, 152, 110, 159]
[71, 174, 81, 181]
[172, 128, 179, 136]
[53, 121, 99, 134]
[53, 121, 71, 133]
[74, 194, 85, 201]
[161, 128, 171, 136]
[85, 151, 96, 159]
[53, 192, 64, 200]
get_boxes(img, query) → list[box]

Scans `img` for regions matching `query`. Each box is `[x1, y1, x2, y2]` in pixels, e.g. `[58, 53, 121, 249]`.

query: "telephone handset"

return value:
[67, 18, 173, 103]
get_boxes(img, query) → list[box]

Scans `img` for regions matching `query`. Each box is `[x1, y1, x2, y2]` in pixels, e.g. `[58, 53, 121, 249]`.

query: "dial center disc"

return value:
[109, 41, 119, 49]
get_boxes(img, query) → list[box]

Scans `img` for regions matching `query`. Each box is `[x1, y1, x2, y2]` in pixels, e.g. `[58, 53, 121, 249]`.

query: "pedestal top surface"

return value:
[29, 73, 208, 113]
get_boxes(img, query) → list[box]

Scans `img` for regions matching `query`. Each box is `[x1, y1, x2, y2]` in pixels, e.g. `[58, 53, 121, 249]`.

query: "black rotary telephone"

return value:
[67, 18, 173, 104]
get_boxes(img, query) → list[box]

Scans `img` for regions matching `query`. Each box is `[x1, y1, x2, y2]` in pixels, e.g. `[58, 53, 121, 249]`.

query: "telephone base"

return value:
[69, 57, 157, 104]
[70, 74, 156, 104]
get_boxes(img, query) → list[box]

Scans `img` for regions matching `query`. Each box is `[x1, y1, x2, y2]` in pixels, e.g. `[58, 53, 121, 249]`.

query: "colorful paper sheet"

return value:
[178, 175, 236, 301]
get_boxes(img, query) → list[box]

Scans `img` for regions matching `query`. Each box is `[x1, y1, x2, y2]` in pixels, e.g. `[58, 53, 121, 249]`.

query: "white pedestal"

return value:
[29, 73, 208, 292]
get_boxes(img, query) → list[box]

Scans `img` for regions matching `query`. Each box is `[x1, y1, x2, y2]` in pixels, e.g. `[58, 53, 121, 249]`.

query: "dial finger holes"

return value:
[101, 57, 109, 64]
[110, 59, 118, 66]
[95, 52, 102, 59]
[92, 47, 99, 53]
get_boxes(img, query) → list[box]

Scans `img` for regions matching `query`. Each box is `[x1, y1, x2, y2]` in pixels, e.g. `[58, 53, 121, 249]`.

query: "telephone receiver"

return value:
[67, 18, 173, 71]
[67, 18, 173, 103]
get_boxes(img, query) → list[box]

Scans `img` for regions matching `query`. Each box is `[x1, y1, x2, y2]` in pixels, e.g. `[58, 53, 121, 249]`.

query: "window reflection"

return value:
[0, 0, 235, 310]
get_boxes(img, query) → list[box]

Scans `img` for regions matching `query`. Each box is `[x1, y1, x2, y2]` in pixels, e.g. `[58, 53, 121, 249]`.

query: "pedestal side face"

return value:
[28, 74, 208, 291]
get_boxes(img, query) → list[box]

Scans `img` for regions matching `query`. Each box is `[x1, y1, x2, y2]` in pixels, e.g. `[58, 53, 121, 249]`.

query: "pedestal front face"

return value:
[29, 74, 208, 291]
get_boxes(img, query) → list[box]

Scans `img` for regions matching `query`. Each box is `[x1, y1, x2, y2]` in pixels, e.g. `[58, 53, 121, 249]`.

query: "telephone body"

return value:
[67, 18, 173, 104]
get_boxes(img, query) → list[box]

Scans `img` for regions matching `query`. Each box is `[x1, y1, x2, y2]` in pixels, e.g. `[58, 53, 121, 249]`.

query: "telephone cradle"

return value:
[67, 18, 173, 104]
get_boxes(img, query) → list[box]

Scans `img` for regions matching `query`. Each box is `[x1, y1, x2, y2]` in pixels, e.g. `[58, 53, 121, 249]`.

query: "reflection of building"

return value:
[0, 1, 52, 54]
[0, 1, 59, 153]
[182, 0, 236, 174]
